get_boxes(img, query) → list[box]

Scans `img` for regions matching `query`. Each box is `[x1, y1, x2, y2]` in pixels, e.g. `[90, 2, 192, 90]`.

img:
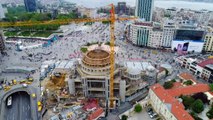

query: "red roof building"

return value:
[150, 83, 211, 120]
[88, 108, 104, 120]
[198, 58, 213, 67]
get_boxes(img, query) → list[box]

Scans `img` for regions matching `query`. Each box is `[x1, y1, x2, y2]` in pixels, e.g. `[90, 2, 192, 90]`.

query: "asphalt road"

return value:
[5, 92, 31, 120]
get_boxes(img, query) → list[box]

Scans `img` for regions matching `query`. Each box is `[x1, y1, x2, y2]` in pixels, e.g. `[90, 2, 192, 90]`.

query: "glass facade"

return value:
[136, 0, 153, 21]
[24, 0, 36, 12]
[175, 30, 204, 40]
[137, 28, 149, 46]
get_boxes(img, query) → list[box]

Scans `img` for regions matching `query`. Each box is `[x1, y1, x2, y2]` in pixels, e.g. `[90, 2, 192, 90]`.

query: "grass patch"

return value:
[81, 47, 88, 53]
[4, 31, 19, 36]
[19, 31, 32, 36]
[33, 31, 52, 37]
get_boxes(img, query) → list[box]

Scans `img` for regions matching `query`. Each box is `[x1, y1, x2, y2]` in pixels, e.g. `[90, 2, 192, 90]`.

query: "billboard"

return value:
[172, 30, 205, 53]
[172, 40, 204, 52]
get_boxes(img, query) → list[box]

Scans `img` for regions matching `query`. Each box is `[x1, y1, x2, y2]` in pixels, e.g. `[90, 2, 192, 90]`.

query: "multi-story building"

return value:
[0, 4, 5, 19]
[201, 64, 213, 83]
[116, 2, 127, 15]
[24, 0, 36, 12]
[149, 81, 212, 120]
[162, 23, 176, 47]
[135, 0, 154, 21]
[0, 30, 5, 53]
[203, 32, 213, 52]
[174, 54, 213, 83]
[148, 28, 163, 48]
[67, 47, 153, 105]
[129, 22, 153, 46]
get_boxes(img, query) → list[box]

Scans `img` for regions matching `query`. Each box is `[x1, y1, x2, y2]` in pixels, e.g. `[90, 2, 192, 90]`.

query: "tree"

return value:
[134, 104, 142, 113]
[183, 80, 193, 86]
[206, 104, 213, 119]
[181, 95, 195, 109]
[191, 99, 204, 113]
[192, 92, 210, 104]
[209, 84, 213, 92]
[190, 111, 203, 120]
[163, 81, 174, 89]
[80, 47, 88, 53]
[121, 115, 128, 120]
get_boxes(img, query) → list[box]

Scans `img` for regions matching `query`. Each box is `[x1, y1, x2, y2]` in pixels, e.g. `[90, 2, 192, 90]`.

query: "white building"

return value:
[203, 32, 213, 52]
[148, 28, 163, 48]
[162, 23, 176, 47]
[129, 22, 153, 46]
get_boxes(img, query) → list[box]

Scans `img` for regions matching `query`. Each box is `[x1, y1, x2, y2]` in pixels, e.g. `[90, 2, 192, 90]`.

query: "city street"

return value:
[5, 92, 31, 120]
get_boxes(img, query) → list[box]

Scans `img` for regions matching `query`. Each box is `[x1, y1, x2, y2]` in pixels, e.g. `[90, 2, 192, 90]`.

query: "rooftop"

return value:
[205, 64, 213, 70]
[151, 82, 211, 120]
[151, 84, 194, 120]
[178, 72, 197, 83]
[198, 58, 213, 67]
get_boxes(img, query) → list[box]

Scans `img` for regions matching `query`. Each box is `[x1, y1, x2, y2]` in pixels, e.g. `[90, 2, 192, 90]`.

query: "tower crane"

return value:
[0, 4, 137, 109]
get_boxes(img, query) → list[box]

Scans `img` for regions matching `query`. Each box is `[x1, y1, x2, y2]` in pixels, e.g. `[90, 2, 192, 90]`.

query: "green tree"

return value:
[191, 99, 204, 113]
[134, 104, 142, 113]
[209, 84, 213, 92]
[163, 81, 174, 89]
[181, 96, 195, 109]
[190, 111, 203, 120]
[171, 79, 176, 83]
[80, 47, 88, 53]
[206, 104, 213, 119]
[121, 115, 128, 120]
[206, 108, 213, 119]
[183, 80, 193, 86]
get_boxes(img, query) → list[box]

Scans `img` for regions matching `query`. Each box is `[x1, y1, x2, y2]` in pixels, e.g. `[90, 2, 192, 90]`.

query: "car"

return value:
[7, 96, 12, 107]
[20, 80, 26, 84]
[150, 113, 158, 119]
[22, 83, 28, 88]
[31, 93, 36, 98]
[147, 108, 153, 112]
[148, 111, 154, 115]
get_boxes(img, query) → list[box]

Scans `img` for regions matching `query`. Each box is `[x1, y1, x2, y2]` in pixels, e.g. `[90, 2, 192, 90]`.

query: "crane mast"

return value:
[0, 4, 137, 109]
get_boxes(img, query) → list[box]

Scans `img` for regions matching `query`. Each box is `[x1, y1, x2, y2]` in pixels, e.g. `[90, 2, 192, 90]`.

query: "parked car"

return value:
[7, 96, 12, 107]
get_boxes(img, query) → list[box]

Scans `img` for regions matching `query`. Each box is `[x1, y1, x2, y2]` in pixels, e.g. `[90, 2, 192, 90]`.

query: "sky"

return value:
[65, 0, 213, 11]
[65, 0, 136, 8]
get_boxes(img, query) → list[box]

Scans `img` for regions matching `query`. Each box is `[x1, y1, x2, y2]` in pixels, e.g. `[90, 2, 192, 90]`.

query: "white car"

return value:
[22, 83, 28, 88]
[7, 96, 12, 107]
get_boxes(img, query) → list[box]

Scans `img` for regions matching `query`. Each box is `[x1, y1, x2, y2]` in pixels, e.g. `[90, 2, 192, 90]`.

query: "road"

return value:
[5, 92, 31, 120]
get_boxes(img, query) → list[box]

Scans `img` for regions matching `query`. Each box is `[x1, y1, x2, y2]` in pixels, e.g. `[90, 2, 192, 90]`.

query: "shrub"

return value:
[171, 79, 176, 83]
[121, 115, 128, 120]
[191, 99, 204, 113]
[183, 80, 193, 86]
[134, 104, 142, 113]
[163, 81, 174, 89]
[80, 47, 88, 53]
[209, 84, 213, 92]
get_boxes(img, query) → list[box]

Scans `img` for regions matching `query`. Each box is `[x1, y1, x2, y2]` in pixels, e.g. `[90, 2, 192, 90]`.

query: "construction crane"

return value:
[0, 4, 137, 109]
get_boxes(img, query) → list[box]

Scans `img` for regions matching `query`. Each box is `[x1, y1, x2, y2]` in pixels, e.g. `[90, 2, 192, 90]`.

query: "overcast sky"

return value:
[65, 0, 136, 7]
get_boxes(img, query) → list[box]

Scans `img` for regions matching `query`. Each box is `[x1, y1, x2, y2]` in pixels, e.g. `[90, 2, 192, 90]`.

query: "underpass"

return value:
[5, 91, 31, 120]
